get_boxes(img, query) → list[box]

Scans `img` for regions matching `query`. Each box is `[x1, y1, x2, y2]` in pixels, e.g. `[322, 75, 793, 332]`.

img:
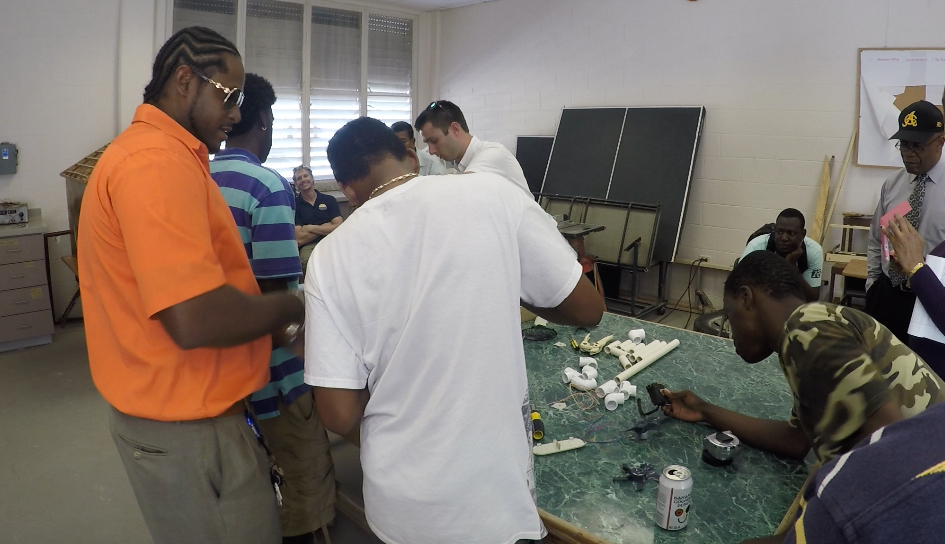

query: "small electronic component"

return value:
[637, 382, 669, 416]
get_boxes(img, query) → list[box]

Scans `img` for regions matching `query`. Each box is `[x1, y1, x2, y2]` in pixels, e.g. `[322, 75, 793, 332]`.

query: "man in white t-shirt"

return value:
[738, 208, 823, 302]
[414, 100, 533, 197]
[304, 117, 605, 544]
[391, 121, 448, 176]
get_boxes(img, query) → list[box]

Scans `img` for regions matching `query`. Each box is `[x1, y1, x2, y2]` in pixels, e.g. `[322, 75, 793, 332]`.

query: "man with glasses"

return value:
[866, 100, 945, 343]
[293, 165, 343, 273]
[391, 121, 448, 176]
[78, 27, 302, 544]
[415, 100, 533, 196]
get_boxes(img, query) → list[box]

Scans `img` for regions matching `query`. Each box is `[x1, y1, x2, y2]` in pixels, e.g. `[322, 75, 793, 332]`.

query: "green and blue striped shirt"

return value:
[210, 148, 308, 419]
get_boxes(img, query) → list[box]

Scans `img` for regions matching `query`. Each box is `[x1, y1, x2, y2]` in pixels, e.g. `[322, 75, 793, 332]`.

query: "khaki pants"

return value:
[256, 391, 337, 537]
[299, 243, 318, 276]
[109, 406, 280, 544]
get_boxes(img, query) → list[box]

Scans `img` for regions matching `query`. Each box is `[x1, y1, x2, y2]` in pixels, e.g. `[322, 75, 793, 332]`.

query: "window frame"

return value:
[168, 0, 420, 180]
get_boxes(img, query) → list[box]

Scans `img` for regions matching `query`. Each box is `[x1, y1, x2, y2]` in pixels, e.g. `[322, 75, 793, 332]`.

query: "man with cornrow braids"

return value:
[79, 27, 302, 544]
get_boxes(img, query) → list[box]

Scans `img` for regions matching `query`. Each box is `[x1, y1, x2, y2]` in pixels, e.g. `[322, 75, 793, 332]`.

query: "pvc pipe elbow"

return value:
[604, 392, 626, 411]
[596, 379, 619, 398]
[628, 328, 646, 344]
[579, 357, 598, 369]
[562, 367, 580, 383]
[570, 375, 597, 391]
[618, 382, 637, 400]
[581, 365, 599, 380]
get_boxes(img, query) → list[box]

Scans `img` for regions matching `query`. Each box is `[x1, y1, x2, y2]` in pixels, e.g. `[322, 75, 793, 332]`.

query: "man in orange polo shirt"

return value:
[78, 27, 302, 544]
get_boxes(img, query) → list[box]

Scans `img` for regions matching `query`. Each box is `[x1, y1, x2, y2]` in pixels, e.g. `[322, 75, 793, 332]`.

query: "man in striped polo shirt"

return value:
[211, 73, 336, 544]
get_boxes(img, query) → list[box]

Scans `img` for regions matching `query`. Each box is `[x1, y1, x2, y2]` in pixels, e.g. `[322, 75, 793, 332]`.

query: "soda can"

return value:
[654, 465, 693, 530]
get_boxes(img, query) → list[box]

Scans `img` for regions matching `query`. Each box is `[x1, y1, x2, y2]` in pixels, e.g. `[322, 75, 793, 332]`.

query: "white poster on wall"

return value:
[857, 49, 945, 168]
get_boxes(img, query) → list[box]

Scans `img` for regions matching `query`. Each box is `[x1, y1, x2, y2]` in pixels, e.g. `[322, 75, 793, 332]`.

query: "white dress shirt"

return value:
[456, 136, 532, 197]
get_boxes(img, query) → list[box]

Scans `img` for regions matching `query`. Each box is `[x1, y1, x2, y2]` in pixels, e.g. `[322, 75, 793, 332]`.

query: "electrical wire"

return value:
[684, 259, 705, 330]
[657, 257, 705, 324]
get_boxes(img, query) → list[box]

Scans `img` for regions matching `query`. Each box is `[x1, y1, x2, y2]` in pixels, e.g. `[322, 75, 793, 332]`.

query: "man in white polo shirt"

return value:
[415, 100, 533, 197]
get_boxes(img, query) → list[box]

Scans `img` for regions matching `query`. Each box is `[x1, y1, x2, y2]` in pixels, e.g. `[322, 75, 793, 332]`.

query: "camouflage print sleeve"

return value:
[780, 304, 890, 462]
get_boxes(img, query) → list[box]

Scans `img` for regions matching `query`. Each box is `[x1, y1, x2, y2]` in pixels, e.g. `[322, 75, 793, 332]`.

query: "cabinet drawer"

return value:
[0, 235, 45, 265]
[0, 310, 54, 344]
[0, 285, 50, 317]
[0, 260, 47, 290]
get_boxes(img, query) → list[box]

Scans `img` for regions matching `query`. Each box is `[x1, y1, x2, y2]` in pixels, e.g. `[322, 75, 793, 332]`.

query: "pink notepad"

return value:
[880, 200, 912, 262]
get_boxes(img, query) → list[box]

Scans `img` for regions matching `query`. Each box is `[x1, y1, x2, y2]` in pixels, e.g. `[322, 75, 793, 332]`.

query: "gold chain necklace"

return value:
[368, 172, 418, 201]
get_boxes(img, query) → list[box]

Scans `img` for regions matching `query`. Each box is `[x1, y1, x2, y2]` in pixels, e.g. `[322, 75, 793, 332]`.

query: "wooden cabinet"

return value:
[0, 233, 53, 351]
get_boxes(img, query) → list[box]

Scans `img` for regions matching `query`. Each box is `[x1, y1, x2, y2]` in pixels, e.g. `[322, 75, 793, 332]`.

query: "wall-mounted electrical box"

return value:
[0, 143, 18, 175]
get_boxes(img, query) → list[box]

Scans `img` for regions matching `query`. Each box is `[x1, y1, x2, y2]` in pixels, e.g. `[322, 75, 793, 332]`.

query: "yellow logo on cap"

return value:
[903, 111, 918, 127]
[938, 122, 943, 128]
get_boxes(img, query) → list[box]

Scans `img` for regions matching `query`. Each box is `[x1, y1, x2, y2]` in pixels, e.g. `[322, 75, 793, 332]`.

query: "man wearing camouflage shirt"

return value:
[662, 251, 945, 543]
[663, 250, 944, 462]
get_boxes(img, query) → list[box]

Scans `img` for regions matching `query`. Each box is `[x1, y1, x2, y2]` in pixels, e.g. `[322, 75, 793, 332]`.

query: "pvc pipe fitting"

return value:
[618, 382, 637, 400]
[562, 367, 580, 383]
[595, 379, 619, 398]
[581, 365, 599, 380]
[579, 357, 598, 369]
[628, 329, 646, 344]
[604, 392, 626, 411]
[570, 375, 597, 391]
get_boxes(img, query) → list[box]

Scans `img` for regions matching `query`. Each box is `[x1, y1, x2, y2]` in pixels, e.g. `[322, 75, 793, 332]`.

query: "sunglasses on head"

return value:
[428, 100, 454, 123]
[191, 67, 244, 110]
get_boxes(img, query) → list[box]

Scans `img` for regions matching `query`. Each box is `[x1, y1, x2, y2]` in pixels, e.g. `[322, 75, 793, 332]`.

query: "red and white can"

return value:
[654, 465, 693, 530]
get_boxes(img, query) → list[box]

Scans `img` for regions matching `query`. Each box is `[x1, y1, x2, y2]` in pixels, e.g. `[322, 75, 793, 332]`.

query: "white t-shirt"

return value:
[417, 147, 447, 176]
[457, 135, 533, 197]
[304, 173, 581, 544]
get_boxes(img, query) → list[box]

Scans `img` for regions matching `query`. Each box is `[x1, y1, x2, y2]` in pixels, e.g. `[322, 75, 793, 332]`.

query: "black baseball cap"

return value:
[890, 100, 944, 143]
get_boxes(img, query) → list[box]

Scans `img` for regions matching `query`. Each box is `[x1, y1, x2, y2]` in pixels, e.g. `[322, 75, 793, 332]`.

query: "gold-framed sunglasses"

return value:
[191, 67, 244, 110]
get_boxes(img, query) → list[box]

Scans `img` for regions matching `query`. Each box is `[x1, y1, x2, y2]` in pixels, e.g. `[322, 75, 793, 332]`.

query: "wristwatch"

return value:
[908, 262, 926, 278]
[283, 322, 302, 345]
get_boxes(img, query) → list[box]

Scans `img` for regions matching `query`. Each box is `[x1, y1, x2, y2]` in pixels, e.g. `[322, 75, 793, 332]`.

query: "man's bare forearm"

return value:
[156, 285, 303, 349]
[701, 403, 810, 459]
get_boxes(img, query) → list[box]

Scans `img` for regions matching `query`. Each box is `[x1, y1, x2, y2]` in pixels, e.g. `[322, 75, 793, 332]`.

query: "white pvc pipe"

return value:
[562, 367, 580, 383]
[603, 340, 622, 355]
[581, 365, 599, 380]
[614, 339, 680, 383]
[618, 353, 633, 369]
[570, 375, 597, 391]
[579, 357, 598, 369]
[618, 382, 637, 400]
[609, 347, 629, 358]
[595, 379, 619, 398]
[604, 392, 626, 411]
[631, 341, 665, 362]
[619, 340, 636, 352]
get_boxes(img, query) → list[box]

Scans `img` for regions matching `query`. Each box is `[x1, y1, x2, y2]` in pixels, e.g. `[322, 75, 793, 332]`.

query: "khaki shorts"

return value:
[256, 391, 337, 536]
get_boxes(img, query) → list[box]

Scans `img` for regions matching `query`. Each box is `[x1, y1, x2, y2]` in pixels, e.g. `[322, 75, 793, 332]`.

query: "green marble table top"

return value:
[525, 312, 809, 544]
